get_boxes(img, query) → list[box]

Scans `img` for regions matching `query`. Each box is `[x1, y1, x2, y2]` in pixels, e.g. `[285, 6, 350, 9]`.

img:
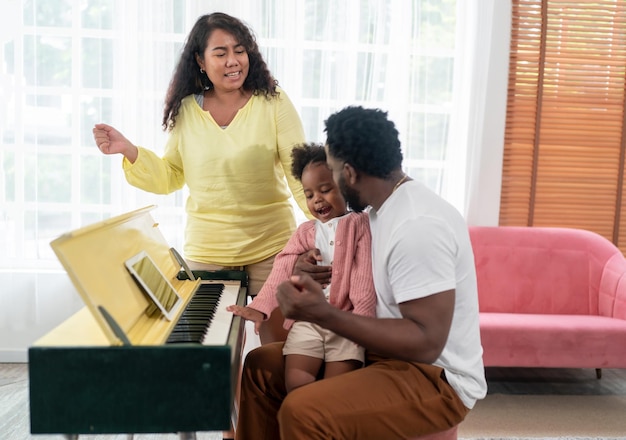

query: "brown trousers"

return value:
[235, 342, 469, 440]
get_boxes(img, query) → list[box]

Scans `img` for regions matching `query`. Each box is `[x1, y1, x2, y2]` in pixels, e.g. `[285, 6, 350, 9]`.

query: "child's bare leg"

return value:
[258, 307, 289, 344]
[285, 354, 324, 393]
[323, 359, 363, 379]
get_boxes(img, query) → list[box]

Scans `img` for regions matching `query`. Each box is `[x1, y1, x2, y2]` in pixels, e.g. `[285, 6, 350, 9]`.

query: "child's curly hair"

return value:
[290, 143, 327, 182]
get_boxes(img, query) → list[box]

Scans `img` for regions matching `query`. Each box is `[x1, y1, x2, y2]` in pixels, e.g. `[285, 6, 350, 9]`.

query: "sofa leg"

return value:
[596, 368, 602, 379]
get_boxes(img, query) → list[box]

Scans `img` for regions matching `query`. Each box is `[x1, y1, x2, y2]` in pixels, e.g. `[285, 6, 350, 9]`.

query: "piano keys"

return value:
[167, 282, 225, 344]
[168, 279, 242, 346]
[28, 206, 247, 436]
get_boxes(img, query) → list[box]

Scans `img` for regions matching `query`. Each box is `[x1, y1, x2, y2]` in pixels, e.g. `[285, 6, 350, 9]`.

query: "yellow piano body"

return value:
[28, 206, 246, 435]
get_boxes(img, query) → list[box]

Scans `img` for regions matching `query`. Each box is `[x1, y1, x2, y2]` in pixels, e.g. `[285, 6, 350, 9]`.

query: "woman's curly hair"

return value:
[324, 106, 403, 179]
[162, 12, 278, 131]
[290, 143, 327, 182]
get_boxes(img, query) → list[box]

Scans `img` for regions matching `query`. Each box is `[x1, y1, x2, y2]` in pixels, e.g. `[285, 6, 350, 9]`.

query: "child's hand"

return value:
[226, 305, 265, 334]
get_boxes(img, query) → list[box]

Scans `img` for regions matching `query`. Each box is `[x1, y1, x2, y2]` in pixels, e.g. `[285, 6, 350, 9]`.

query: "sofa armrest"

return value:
[599, 252, 626, 320]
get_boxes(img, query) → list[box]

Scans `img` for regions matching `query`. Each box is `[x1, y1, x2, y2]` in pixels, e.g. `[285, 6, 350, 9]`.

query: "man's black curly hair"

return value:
[324, 106, 403, 179]
[290, 143, 327, 182]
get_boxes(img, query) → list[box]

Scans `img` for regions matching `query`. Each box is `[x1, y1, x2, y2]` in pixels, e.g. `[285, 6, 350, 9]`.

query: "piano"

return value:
[28, 205, 247, 437]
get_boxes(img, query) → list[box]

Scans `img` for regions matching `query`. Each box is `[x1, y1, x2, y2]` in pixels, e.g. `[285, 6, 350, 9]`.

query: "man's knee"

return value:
[245, 342, 284, 370]
[278, 388, 329, 436]
[241, 342, 286, 398]
[278, 390, 304, 420]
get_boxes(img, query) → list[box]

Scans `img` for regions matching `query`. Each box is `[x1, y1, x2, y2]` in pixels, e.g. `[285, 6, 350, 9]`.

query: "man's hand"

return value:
[276, 274, 331, 323]
[226, 305, 266, 334]
[293, 249, 332, 287]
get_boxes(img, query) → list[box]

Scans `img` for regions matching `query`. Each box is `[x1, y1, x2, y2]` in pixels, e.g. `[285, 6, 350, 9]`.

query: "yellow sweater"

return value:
[123, 88, 310, 265]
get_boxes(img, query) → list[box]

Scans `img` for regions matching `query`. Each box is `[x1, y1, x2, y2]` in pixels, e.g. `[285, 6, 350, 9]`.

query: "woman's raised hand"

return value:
[93, 123, 139, 163]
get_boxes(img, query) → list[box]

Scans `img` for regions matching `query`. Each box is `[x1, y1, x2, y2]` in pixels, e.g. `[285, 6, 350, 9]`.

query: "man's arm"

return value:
[276, 274, 454, 364]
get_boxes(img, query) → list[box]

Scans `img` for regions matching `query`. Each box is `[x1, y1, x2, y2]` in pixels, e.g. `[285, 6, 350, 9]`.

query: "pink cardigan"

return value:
[249, 212, 376, 329]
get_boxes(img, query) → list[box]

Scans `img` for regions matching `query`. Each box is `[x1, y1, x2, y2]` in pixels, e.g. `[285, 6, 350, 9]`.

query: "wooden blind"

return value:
[500, 0, 626, 249]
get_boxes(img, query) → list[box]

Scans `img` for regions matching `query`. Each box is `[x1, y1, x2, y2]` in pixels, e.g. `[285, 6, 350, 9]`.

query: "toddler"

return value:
[228, 142, 376, 392]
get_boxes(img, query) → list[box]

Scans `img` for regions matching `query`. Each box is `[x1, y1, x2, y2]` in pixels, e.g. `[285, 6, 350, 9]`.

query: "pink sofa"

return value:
[469, 226, 626, 375]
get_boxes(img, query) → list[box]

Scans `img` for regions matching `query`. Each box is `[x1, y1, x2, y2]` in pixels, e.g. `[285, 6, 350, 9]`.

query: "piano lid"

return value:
[46, 205, 199, 346]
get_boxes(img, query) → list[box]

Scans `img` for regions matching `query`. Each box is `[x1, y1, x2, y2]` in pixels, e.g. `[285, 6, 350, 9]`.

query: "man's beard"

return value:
[339, 175, 367, 213]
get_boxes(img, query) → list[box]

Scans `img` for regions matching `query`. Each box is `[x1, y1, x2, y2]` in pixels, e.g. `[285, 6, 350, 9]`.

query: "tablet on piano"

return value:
[125, 251, 183, 321]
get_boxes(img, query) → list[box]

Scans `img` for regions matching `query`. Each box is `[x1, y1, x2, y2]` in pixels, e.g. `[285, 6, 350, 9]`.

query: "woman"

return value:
[93, 12, 310, 344]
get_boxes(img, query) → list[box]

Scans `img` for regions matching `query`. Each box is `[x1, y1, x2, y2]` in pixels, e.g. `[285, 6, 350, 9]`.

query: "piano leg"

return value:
[178, 432, 197, 440]
[222, 318, 250, 440]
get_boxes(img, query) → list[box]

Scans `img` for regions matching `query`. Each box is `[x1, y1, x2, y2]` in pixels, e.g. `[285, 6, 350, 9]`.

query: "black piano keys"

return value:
[166, 283, 224, 344]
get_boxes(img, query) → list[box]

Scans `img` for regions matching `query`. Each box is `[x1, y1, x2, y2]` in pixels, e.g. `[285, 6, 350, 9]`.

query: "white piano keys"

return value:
[201, 280, 241, 346]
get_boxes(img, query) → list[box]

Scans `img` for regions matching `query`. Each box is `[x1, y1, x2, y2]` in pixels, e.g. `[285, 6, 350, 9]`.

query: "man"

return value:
[235, 106, 487, 439]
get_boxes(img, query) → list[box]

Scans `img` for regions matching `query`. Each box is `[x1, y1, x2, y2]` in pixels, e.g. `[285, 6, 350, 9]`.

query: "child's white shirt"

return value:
[314, 214, 349, 299]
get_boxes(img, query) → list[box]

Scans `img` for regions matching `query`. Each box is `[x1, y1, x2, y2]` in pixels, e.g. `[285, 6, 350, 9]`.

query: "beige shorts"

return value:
[186, 254, 275, 296]
[283, 321, 365, 363]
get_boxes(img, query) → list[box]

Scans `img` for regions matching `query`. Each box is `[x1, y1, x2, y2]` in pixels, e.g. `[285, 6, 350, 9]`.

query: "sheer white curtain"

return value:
[451, 0, 511, 226]
[0, 1, 192, 361]
[0, 0, 513, 361]
[209, 0, 508, 219]
[1, 0, 510, 269]
[1, 0, 190, 270]
[202, 1, 420, 137]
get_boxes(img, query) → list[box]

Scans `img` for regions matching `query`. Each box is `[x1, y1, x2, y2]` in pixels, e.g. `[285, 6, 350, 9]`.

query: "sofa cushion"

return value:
[480, 313, 626, 368]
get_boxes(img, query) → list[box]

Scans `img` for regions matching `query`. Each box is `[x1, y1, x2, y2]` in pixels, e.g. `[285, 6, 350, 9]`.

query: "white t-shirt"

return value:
[368, 180, 487, 409]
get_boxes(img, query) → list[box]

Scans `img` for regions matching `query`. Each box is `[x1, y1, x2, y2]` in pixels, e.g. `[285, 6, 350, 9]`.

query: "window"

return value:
[1, 0, 460, 271]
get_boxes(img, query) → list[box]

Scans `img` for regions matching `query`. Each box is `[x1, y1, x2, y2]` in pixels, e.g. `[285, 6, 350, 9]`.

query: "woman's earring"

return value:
[200, 67, 205, 73]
